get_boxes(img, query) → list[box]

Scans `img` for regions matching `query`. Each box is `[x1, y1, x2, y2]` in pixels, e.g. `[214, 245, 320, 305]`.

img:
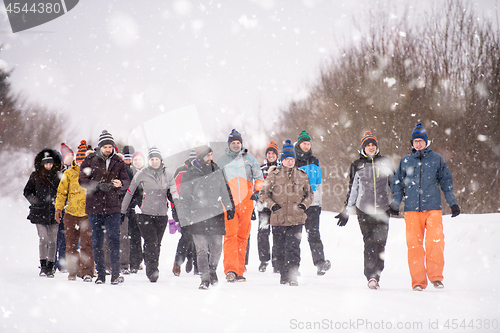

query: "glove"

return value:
[451, 204, 460, 218]
[250, 191, 260, 201]
[55, 210, 63, 223]
[171, 206, 179, 222]
[335, 209, 349, 227]
[226, 209, 235, 220]
[298, 203, 306, 211]
[96, 182, 114, 192]
[388, 202, 400, 216]
[271, 204, 281, 212]
[251, 209, 256, 220]
[121, 213, 126, 224]
[168, 219, 177, 234]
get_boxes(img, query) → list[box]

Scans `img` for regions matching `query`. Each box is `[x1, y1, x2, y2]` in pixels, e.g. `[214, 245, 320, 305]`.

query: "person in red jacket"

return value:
[79, 130, 130, 285]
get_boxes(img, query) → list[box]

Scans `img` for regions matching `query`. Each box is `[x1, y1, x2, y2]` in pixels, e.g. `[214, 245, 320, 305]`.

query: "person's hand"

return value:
[112, 179, 122, 188]
[298, 203, 306, 211]
[250, 191, 260, 201]
[121, 213, 126, 224]
[451, 204, 460, 218]
[55, 210, 63, 223]
[96, 182, 114, 192]
[335, 209, 349, 227]
[388, 202, 400, 216]
[226, 209, 235, 220]
[271, 204, 282, 212]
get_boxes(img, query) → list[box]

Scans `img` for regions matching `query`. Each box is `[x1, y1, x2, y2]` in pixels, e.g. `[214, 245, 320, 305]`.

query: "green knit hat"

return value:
[297, 130, 311, 146]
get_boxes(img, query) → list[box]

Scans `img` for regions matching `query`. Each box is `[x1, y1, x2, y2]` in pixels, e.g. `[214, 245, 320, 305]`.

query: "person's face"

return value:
[43, 163, 53, 170]
[132, 155, 144, 169]
[124, 159, 132, 165]
[229, 140, 242, 153]
[299, 141, 311, 152]
[266, 150, 277, 163]
[100, 144, 114, 158]
[203, 152, 213, 164]
[63, 153, 74, 166]
[412, 138, 426, 151]
[364, 142, 377, 156]
[149, 157, 162, 169]
[282, 157, 295, 168]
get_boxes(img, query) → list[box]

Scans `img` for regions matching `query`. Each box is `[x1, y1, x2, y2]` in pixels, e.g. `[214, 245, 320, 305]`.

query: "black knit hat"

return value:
[228, 129, 243, 145]
[122, 145, 135, 160]
[98, 130, 115, 148]
[195, 145, 213, 160]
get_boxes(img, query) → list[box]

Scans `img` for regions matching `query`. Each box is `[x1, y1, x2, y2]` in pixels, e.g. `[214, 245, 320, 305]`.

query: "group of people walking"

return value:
[24, 122, 460, 291]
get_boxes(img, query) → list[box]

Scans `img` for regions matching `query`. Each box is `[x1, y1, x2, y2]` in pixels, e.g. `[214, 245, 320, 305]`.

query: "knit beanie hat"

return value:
[297, 130, 311, 146]
[60, 143, 74, 160]
[195, 145, 213, 160]
[280, 140, 296, 161]
[228, 129, 243, 145]
[41, 153, 54, 165]
[122, 145, 135, 160]
[265, 141, 279, 156]
[98, 130, 115, 148]
[361, 131, 378, 152]
[411, 123, 428, 146]
[132, 151, 145, 162]
[76, 140, 89, 163]
[147, 146, 163, 161]
[188, 148, 197, 161]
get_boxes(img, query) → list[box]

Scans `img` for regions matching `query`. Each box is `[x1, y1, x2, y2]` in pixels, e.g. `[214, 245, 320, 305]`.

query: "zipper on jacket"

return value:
[418, 152, 422, 212]
[371, 158, 377, 214]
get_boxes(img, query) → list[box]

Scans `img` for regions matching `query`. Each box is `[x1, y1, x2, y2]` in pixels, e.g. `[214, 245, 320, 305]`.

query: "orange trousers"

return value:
[405, 210, 445, 289]
[223, 199, 253, 276]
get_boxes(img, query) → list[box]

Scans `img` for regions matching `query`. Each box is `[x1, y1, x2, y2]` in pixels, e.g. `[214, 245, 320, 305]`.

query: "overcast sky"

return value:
[0, 0, 496, 154]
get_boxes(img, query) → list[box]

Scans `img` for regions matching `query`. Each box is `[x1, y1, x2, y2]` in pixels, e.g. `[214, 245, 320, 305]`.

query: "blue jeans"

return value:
[89, 213, 121, 276]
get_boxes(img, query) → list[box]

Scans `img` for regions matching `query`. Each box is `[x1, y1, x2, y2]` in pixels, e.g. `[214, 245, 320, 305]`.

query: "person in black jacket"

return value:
[23, 148, 62, 277]
[335, 131, 395, 289]
[177, 145, 234, 290]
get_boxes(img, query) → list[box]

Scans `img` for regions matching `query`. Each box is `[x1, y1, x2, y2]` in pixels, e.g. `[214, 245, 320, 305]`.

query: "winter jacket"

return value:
[260, 159, 279, 179]
[345, 153, 395, 215]
[294, 145, 322, 207]
[23, 149, 62, 225]
[392, 147, 458, 212]
[177, 159, 234, 235]
[121, 165, 178, 216]
[259, 165, 314, 226]
[217, 147, 264, 208]
[78, 150, 130, 215]
[55, 162, 87, 217]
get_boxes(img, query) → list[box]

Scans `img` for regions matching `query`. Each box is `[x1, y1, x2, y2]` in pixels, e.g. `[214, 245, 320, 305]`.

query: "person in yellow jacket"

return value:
[55, 140, 95, 282]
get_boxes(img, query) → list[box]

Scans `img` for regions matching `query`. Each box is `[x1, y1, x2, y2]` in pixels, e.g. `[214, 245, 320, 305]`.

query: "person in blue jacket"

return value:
[295, 130, 331, 275]
[389, 123, 460, 291]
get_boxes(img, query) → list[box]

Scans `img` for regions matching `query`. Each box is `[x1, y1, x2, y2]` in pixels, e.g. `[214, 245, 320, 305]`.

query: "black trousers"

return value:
[304, 206, 325, 266]
[137, 214, 168, 279]
[356, 208, 389, 281]
[175, 229, 197, 269]
[272, 224, 303, 281]
[128, 210, 143, 270]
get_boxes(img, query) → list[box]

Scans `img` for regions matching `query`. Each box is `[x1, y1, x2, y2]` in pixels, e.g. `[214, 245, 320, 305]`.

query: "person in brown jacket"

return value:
[259, 140, 314, 286]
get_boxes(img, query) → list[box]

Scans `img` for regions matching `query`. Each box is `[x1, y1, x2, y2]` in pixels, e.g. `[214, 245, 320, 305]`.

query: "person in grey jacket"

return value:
[335, 131, 395, 289]
[177, 145, 234, 290]
[121, 146, 179, 282]
[390, 123, 460, 291]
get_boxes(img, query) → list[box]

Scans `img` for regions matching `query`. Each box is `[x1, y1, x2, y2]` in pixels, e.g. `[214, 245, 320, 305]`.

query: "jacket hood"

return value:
[34, 148, 62, 173]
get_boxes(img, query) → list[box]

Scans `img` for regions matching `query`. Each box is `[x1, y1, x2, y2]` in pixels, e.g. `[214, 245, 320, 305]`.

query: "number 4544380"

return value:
[443, 319, 498, 330]
[6, 2, 62, 14]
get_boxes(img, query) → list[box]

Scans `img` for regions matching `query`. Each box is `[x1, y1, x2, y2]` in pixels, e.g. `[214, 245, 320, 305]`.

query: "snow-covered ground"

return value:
[1, 197, 498, 333]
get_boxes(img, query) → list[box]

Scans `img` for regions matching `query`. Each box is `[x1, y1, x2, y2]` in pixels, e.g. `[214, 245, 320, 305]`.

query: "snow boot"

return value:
[46, 261, 55, 278]
[316, 260, 331, 276]
[235, 275, 246, 282]
[172, 262, 181, 276]
[368, 278, 380, 290]
[210, 272, 218, 286]
[431, 281, 444, 289]
[258, 261, 268, 272]
[95, 275, 106, 284]
[111, 274, 124, 285]
[82, 275, 92, 282]
[39, 259, 48, 277]
[185, 258, 193, 273]
[149, 270, 159, 283]
[226, 271, 236, 283]
[199, 281, 209, 290]
[413, 285, 424, 291]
